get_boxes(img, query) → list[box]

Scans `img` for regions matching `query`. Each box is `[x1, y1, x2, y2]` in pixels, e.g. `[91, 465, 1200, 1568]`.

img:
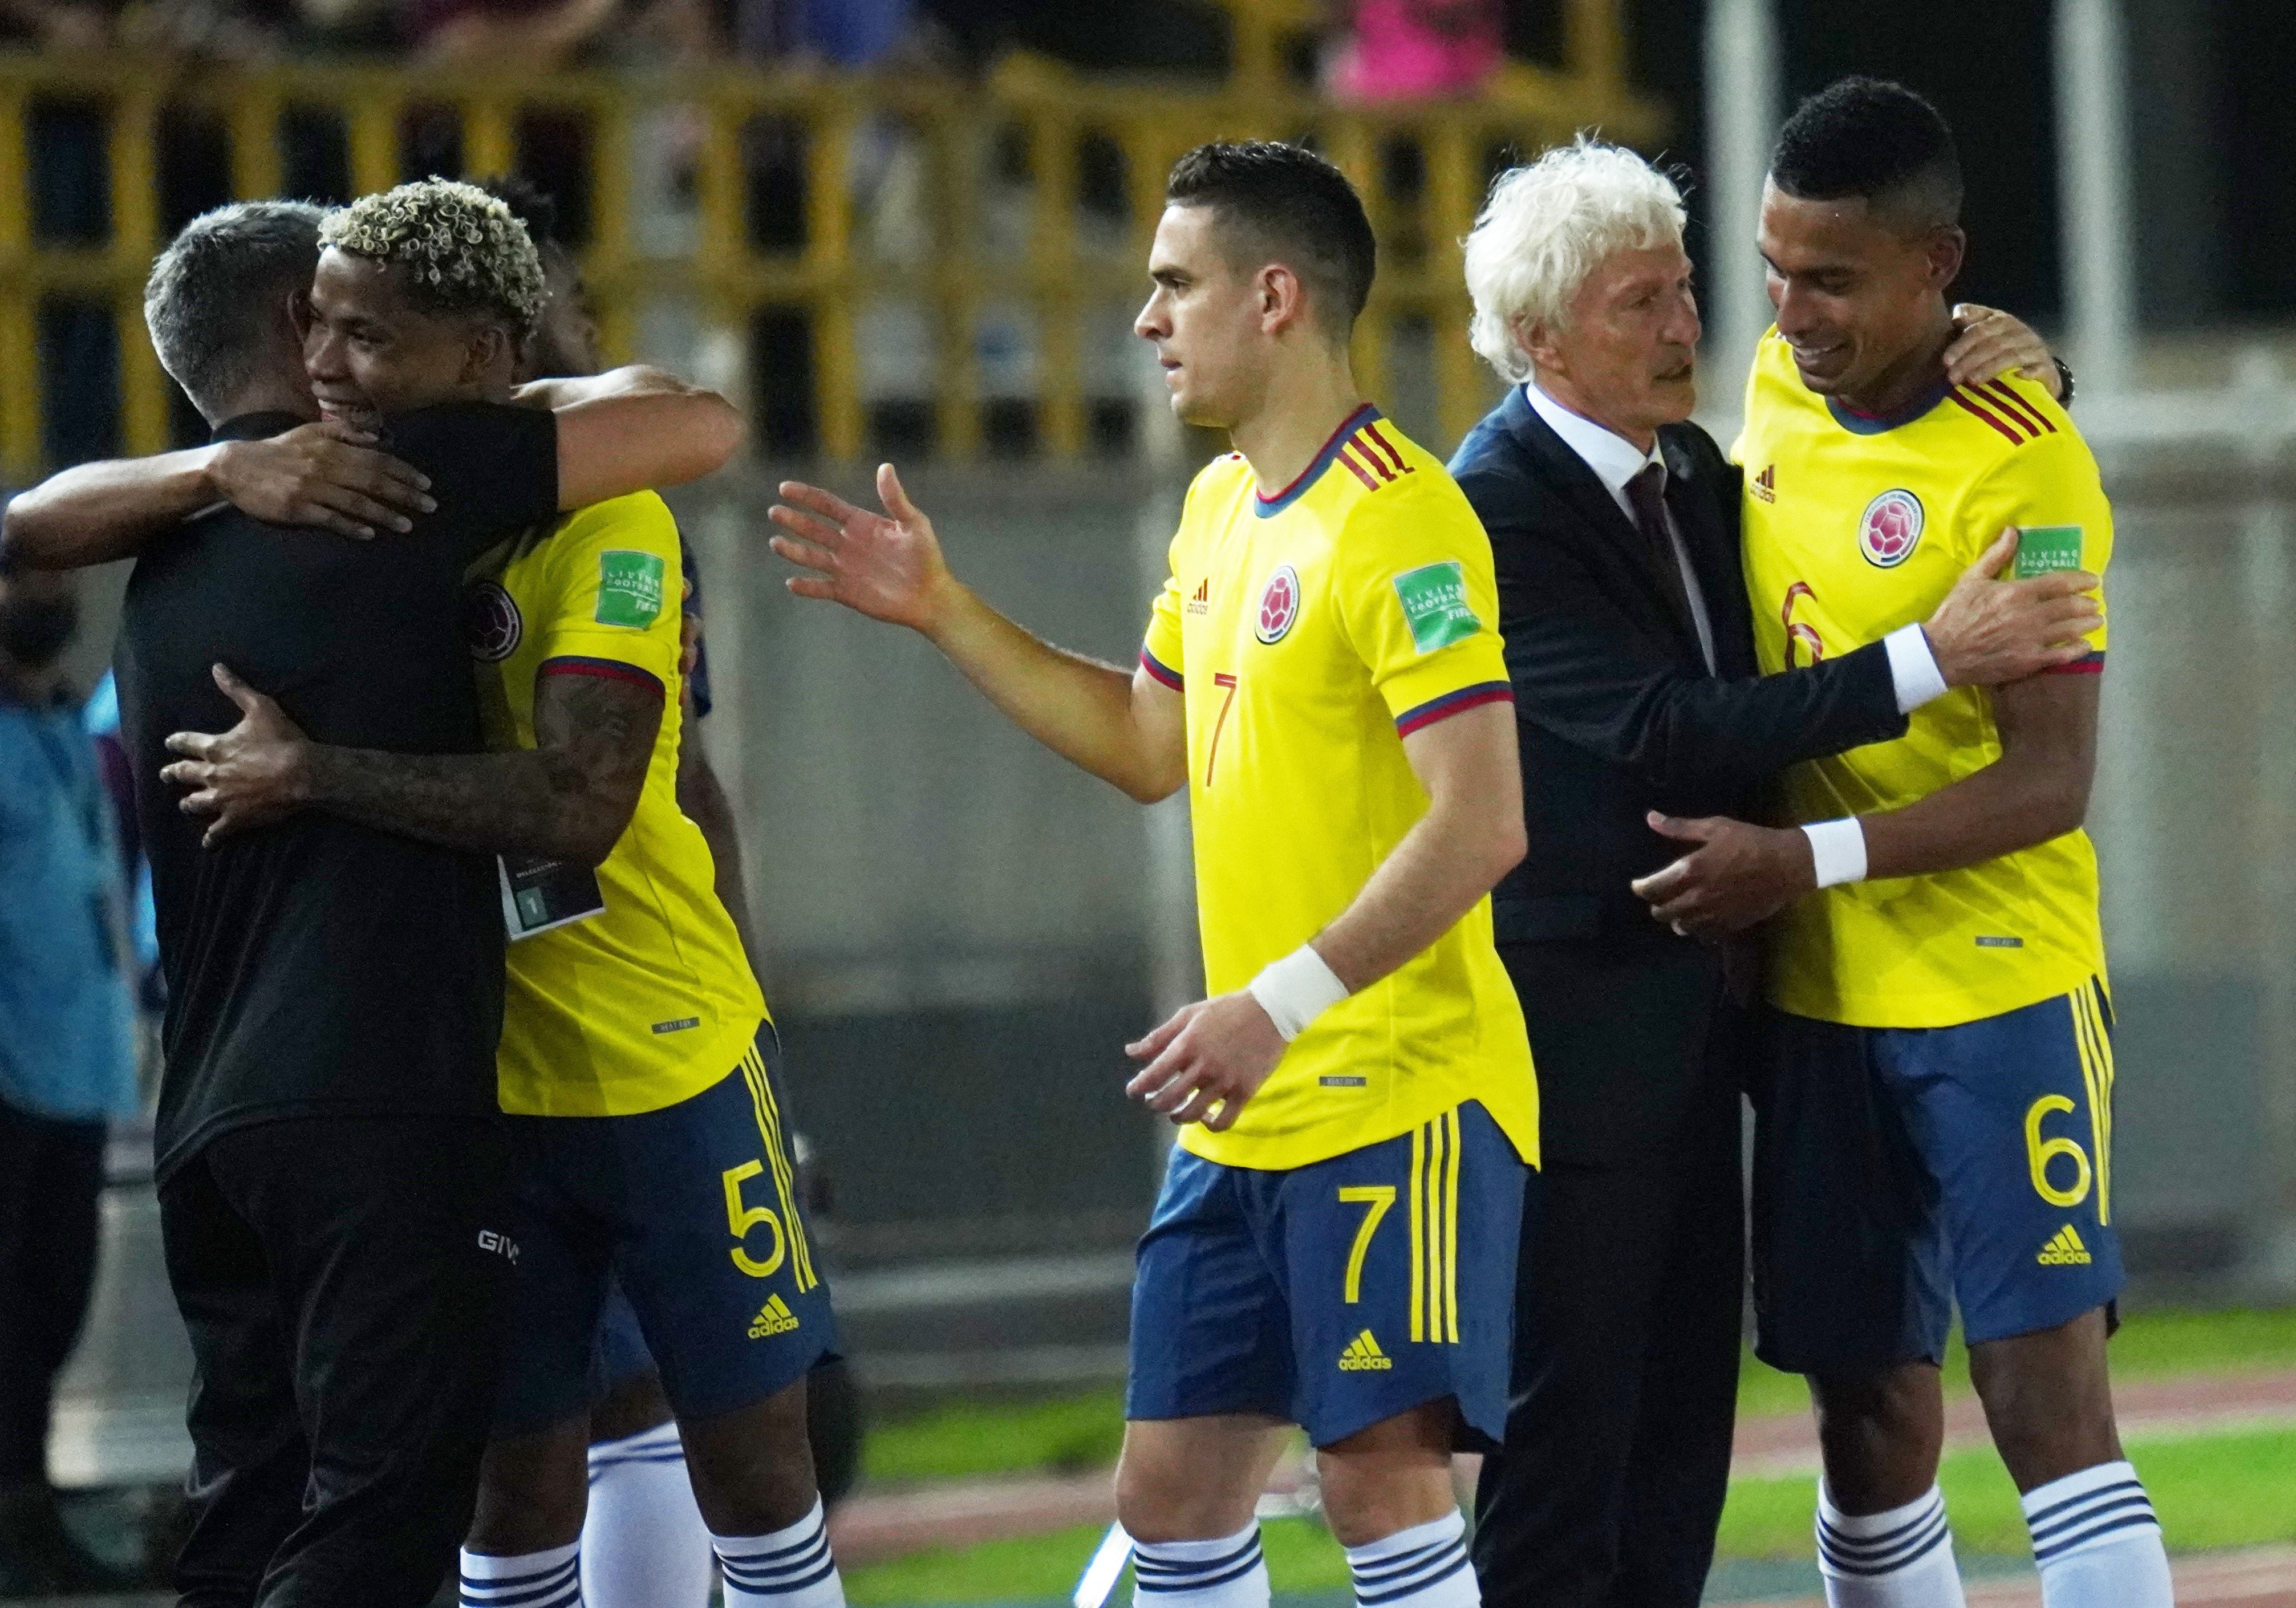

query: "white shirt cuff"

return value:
[1884, 623, 1950, 714]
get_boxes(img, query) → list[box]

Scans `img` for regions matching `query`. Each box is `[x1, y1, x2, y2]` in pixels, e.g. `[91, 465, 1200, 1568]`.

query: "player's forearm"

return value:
[1312, 790, 1526, 993]
[297, 744, 630, 864]
[678, 743, 762, 970]
[926, 584, 1180, 802]
[1, 446, 225, 569]
[1857, 752, 2090, 882]
[551, 384, 747, 508]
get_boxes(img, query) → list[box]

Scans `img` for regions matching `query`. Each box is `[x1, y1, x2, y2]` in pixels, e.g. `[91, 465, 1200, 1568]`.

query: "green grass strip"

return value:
[845, 1428, 2296, 1603]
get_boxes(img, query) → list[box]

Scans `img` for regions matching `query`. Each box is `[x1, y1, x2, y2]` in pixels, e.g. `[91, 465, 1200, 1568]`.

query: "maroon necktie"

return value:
[1625, 462, 1695, 635]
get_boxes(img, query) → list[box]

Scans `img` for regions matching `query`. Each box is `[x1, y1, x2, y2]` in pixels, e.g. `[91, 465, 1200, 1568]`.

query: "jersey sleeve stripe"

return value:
[1946, 386, 2029, 445]
[1981, 379, 2056, 436]
[1394, 681, 1512, 736]
[538, 655, 666, 697]
[1139, 646, 1184, 691]
[2043, 650, 2106, 675]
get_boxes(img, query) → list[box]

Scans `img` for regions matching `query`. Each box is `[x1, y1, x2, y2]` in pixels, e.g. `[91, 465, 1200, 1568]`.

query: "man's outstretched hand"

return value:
[1924, 529, 2103, 688]
[1124, 993, 1288, 1131]
[1630, 812, 1815, 940]
[768, 464, 962, 636]
[212, 421, 435, 539]
[160, 665, 313, 847]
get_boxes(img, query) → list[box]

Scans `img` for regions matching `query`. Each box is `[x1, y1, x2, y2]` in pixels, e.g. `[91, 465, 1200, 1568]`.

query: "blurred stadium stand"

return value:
[10, 0, 2296, 1481]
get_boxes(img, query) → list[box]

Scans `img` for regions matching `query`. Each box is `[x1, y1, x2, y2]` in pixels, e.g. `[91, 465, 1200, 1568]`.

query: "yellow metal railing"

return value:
[0, 15, 1663, 481]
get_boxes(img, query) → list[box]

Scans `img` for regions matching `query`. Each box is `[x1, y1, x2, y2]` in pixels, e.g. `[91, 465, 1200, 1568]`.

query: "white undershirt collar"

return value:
[1524, 379, 1664, 517]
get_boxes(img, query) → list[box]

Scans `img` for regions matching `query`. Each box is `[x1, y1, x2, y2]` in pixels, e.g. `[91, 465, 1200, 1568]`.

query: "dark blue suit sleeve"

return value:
[1464, 463, 1910, 803]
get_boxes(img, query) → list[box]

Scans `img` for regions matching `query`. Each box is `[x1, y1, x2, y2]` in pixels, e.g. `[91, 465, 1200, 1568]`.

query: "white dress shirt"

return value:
[1523, 381, 1945, 710]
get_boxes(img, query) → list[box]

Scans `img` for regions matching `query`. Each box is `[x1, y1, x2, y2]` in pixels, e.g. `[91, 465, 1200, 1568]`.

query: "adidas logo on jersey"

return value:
[2038, 1225, 2093, 1266]
[748, 1294, 802, 1338]
[1184, 579, 1211, 616]
[1751, 463, 1777, 503]
[1338, 1329, 1393, 1371]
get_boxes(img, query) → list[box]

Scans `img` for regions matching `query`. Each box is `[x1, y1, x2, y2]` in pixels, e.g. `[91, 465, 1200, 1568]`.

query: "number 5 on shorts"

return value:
[1338, 1185, 1396, 1304]
[723, 1160, 787, 1277]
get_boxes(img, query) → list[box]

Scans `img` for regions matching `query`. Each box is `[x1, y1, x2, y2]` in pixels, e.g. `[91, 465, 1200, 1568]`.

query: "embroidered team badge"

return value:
[1858, 489, 1925, 568]
[465, 582, 523, 661]
[1255, 565, 1301, 644]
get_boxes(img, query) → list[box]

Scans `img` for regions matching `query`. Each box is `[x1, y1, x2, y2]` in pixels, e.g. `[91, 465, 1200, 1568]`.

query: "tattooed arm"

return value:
[164, 661, 660, 865]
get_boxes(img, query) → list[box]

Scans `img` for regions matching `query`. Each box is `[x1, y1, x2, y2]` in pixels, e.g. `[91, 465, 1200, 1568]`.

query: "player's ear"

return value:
[1924, 226, 1967, 292]
[1260, 263, 1302, 335]
[462, 323, 509, 383]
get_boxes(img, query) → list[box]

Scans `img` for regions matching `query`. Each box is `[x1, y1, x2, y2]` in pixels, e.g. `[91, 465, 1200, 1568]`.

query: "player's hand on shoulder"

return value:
[212, 421, 435, 539]
[1945, 304, 2062, 399]
[1123, 992, 1287, 1131]
[1925, 530, 2104, 688]
[768, 462, 963, 635]
[1630, 812, 1814, 940]
[160, 664, 313, 848]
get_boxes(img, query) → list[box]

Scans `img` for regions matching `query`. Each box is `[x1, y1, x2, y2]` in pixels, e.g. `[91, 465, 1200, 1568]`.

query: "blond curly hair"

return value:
[319, 177, 546, 336]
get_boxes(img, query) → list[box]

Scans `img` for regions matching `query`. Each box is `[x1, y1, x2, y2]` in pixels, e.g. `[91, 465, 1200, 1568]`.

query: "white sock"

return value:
[582, 1423, 714, 1608]
[2021, 1461, 2172, 1608]
[1343, 1509, 1477, 1608]
[1816, 1484, 1966, 1608]
[460, 1541, 582, 1608]
[713, 1497, 843, 1608]
[1130, 1522, 1270, 1606]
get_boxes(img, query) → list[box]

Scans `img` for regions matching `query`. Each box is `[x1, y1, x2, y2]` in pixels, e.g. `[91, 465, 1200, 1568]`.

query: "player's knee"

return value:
[468, 1420, 591, 1554]
[679, 1383, 821, 1536]
[1969, 1309, 2120, 1485]
[1114, 1453, 1228, 1544]
[1314, 1404, 1459, 1548]
[1809, 1365, 1945, 1512]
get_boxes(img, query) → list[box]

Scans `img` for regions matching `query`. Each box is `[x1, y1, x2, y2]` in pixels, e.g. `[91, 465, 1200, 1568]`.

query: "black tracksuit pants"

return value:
[0, 1098, 108, 1488]
[158, 1115, 513, 1608]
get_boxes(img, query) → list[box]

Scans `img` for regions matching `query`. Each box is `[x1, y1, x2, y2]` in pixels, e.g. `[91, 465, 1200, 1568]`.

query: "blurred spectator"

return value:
[1327, 0, 1501, 102]
[0, 566, 139, 1596]
[727, 0, 909, 65]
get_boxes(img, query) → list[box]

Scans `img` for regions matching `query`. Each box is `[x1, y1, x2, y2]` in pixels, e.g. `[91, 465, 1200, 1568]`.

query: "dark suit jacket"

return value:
[1449, 385, 1911, 1164]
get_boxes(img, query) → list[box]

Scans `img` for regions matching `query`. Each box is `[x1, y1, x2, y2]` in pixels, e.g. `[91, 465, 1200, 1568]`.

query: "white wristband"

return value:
[1801, 818, 1869, 889]
[1248, 944, 1350, 1042]
[1884, 623, 1950, 713]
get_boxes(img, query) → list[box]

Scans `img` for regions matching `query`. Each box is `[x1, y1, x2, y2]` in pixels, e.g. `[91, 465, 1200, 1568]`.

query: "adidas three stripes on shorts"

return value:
[1125, 1101, 1528, 1448]
[1749, 982, 2125, 1374]
[493, 1029, 837, 1433]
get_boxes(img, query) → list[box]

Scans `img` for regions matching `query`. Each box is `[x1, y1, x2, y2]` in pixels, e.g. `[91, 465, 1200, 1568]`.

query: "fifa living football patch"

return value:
[1392, 562, 1479, 653]
[595, 550, 667, 628]
[2014, 526, 2084, 578]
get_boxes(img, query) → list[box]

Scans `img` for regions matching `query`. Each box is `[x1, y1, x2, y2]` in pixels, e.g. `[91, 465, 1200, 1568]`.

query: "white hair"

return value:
[1463, 136, 1688, 383]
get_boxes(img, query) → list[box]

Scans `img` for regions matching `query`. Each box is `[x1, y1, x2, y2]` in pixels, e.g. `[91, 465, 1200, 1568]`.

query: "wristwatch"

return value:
[2052, 356, 2076, 405]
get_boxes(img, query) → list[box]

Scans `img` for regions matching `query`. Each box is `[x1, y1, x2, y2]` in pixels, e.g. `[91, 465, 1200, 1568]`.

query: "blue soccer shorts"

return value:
[1126, 1101, 1528, 1449]
[494, 1029, 837, 1434]
[1750, 980, 2125, 1374]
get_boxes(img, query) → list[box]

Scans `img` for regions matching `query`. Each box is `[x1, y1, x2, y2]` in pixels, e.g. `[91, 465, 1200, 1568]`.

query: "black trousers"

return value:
[1473, 942, 1746, 1608]
[0, 1099, 108, 1487]
[158, 1115, 513, 1608]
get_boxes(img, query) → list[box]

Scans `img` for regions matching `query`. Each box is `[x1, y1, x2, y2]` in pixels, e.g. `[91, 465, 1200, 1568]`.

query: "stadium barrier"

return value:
[0, 14, 1663, 481]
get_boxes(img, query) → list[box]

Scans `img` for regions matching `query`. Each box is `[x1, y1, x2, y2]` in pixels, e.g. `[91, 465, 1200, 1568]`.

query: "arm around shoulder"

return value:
[542, 367, 748, 510]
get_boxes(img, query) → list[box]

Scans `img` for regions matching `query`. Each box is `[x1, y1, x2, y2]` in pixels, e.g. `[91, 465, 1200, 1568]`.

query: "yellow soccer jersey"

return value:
[465, 492, 766, 1116]
[1735, 331, 2113, 1028]
[1140, 405, 1538, 1172]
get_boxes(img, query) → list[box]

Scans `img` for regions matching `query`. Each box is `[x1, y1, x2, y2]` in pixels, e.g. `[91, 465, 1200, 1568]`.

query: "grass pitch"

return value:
[844, 1305, 2296, 1602]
